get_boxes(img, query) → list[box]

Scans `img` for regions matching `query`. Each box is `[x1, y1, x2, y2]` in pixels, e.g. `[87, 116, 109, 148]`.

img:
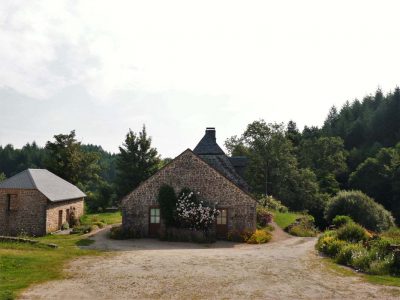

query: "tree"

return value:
[349, 146, 400, 220]
[0, 172, 5, 182]
[225, 120, 326, 223]
[298, 137, 347, 194]
[115, 126, 161, 199]
[286, 120, 301, 148]
[45, 130, 100, 186]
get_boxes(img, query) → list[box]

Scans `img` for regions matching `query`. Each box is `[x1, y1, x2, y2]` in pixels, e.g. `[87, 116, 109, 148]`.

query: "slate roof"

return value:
[193, 128, 250, 191]
[0, 169, 86, 202]
[193, 127, 225, 155]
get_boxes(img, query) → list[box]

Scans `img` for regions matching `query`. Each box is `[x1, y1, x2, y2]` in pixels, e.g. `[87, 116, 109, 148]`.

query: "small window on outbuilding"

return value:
[6, 194, 17, 212]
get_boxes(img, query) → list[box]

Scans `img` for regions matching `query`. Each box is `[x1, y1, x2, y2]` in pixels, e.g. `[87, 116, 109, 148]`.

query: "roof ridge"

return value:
[26, 169, 38, 189]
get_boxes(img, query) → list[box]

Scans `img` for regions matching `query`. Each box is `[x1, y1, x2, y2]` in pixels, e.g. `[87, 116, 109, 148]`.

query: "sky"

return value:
[1, 0, 400, 158]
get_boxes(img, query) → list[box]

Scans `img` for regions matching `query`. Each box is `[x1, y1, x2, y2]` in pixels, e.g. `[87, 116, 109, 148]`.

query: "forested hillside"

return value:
[226, 87, 400, 225]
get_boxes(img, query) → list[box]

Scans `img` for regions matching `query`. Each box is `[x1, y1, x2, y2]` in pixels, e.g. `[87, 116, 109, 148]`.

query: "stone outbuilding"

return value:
[0, 169, 85, 236]
[122, 127, 257, 239]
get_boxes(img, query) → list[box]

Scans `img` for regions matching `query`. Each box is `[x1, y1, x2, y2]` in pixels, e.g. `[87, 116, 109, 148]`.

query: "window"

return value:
[150, 208, 160, 224]
[6, 194, 17, 212]
[217, 209, 227, 225]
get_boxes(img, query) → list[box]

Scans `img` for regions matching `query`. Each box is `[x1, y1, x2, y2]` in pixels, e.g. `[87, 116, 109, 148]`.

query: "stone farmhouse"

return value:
[0, 169, 85, 236]
[122, 127, 257, 239]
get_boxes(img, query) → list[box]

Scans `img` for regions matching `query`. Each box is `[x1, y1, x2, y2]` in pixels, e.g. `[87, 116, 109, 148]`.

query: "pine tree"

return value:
[115, 126, 161, 199]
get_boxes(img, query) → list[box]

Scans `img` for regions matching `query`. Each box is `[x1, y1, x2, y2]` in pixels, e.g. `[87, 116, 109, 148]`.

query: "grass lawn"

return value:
[80, 211, 122, 226]
[0, 211, 121, 300]
[272, 210, 303, 229]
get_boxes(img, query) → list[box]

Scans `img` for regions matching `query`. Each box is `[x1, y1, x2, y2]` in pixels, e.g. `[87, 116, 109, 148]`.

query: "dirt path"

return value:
[20, 228, 400, 300]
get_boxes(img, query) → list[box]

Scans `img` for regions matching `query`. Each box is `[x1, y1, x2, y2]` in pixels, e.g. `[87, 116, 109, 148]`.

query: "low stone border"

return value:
[0, 236, 58, 248]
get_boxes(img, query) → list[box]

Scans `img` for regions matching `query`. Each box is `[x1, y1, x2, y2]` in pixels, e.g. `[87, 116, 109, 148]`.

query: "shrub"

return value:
[71, 225, 92, 234]
[336, 243, 365, 266]
[392, 251, 400, 275]
[316, 233, 347, 257]
[90, 225, 99, 232]
[332, 215, 354, 228]
[368, 259, 392, 275]
[380, 227, 400, 244]
[157, 184, 178, 227]
[286, 215, 318, 237]
[259, 196, 288, 212]
[93, 222, 106, 229]
[350, 247, 371, 271]
[325, 190, 395, 232]
[368, 237, 392, 259]
[247, 229, 272, 244]
[176, 189, 218, 232]
[109, 225, 138, 240]
[336, 222, 368, 243]
[256, 206, 273, 227]
[227, 229, 254, 243]
[61, 222, 70, 230]
[69, 210, 80, 227]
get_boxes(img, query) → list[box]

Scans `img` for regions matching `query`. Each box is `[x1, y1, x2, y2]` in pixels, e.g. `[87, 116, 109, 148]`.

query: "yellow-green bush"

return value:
[316, 235, 347, 257]
[246, 229, 272, 244]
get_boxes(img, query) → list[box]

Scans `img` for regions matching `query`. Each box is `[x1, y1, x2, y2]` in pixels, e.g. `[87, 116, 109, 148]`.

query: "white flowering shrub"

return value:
[176, 190, 219, 232]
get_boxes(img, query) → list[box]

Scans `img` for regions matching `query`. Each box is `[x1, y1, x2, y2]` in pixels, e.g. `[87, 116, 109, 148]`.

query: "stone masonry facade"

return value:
[46, 198, 84, 233]
[0, 188, 84, 236]
[122, 149, 257, 238]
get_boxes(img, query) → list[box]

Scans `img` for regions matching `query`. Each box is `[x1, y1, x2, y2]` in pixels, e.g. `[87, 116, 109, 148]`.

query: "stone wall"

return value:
[0, 189, 47, 236]
[0, 188, 84, 236]
[46, 198, 84, 233]
[122, 149, 256, 238]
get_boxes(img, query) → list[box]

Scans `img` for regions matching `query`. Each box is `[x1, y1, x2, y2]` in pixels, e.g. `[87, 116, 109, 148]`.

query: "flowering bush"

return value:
[176, 190, 219, 232]
[256, 206, 273, 228]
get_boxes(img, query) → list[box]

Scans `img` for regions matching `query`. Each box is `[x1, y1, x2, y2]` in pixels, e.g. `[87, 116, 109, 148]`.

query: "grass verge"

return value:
[322, 256, 400, 288]
[0, 212, 121, 300]
[80, 211, 122, 226]
[272, 210, 302, 229]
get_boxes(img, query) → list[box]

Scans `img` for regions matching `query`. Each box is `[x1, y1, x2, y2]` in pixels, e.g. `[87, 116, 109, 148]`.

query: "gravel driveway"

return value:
[20, 226, 400, 300]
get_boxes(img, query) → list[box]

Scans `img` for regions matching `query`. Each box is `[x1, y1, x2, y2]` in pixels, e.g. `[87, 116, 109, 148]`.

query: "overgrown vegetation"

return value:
[286, 215, 318, 237]
[316, 217, 400, 277]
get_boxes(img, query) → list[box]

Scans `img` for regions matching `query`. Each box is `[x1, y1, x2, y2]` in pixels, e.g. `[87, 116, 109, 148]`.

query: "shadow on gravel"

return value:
[82, 227, 276, 252]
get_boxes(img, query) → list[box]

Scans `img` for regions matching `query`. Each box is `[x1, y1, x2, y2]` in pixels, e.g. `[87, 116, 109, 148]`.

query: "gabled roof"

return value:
[0, 169, 86, 202]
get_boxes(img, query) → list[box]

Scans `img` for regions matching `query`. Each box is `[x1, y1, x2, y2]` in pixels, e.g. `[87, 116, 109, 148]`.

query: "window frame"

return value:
[216, 208, 228, 225]
[149, 207, 161, 224]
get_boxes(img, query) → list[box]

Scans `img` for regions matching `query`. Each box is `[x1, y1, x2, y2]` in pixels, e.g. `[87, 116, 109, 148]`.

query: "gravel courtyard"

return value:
[21, 227, 400, 300]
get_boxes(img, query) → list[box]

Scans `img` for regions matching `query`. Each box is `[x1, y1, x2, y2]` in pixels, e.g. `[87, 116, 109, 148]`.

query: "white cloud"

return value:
[1, 0, 400, 155]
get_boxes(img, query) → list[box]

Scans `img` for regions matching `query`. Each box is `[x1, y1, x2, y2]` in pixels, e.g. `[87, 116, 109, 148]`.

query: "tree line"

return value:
[226, 87, 400, 226]
[0, 87, 399, 224]
[0, 127, 162, 212]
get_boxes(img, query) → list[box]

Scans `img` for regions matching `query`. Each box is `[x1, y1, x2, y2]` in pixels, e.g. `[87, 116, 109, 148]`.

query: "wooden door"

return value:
[148, 207, 161, 237]
[216, 208, 228, 238]
[58, 210, 63, 230]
